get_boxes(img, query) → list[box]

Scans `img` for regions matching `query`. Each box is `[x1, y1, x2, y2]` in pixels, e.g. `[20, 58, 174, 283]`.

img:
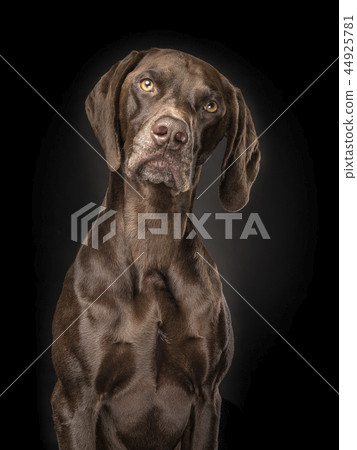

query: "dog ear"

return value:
[85, 50, 146, 172]
[219, 88, 261, 212]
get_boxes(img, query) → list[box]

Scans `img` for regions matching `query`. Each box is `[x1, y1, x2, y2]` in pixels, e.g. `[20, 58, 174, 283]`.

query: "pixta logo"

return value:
[137, 212, 270, 240]
[71, 204, 270, 249]
[71, 203, 116, 250]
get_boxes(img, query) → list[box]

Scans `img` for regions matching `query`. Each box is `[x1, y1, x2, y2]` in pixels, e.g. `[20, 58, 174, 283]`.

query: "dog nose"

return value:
[151, 117, 189, 150]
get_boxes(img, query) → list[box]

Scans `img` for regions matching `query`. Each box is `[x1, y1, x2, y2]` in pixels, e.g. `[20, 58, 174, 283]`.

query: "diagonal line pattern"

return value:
[0, 252, 144, 398]
[0, 51, 339, 399]
[196, 251, 339, 395]
[196, 56, 339, 200]
[0, 53, 145, 200]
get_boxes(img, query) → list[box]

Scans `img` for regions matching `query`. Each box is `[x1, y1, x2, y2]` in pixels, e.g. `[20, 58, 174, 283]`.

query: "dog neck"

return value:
[103, 168, 201, 271]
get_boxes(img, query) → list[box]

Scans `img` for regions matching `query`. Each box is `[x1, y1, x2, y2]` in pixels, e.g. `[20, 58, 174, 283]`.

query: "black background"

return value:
[0, 5, 338, 449]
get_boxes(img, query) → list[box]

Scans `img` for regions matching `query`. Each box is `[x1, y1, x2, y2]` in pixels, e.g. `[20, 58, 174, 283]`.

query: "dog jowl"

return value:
[51, 48, 260, 450]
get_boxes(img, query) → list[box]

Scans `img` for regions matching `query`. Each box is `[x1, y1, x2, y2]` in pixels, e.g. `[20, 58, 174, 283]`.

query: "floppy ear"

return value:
[85, 50, 146, 172]
[219, 88, 261, 212]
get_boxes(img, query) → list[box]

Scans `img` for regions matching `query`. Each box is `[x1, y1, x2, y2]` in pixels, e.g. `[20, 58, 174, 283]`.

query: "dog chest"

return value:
[94, 285, 211, 399]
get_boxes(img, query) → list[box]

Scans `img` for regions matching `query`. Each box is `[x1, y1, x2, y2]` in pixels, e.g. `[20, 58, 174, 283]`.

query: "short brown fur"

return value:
[51, 48, 260, 449]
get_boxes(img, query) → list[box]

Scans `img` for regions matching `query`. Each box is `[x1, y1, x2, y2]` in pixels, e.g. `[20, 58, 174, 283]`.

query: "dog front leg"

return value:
[51, 380, 100, 450]
[180, 392, 222, 450]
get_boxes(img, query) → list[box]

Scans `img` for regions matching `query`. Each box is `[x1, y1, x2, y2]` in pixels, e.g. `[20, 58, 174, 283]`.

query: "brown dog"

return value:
[51, 48, 260, 449]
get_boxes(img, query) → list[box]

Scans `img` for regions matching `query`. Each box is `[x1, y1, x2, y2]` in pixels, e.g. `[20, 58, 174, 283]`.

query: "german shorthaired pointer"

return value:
[51, 48, 260, 449]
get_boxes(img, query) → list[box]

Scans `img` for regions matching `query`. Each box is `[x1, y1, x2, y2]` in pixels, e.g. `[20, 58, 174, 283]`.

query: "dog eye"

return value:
[204, 101, 218, 113]
[140, 79, 154, 92]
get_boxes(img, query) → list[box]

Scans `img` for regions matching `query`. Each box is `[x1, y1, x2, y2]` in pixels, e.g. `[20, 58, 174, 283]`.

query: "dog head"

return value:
[85, 48, 260, 211]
